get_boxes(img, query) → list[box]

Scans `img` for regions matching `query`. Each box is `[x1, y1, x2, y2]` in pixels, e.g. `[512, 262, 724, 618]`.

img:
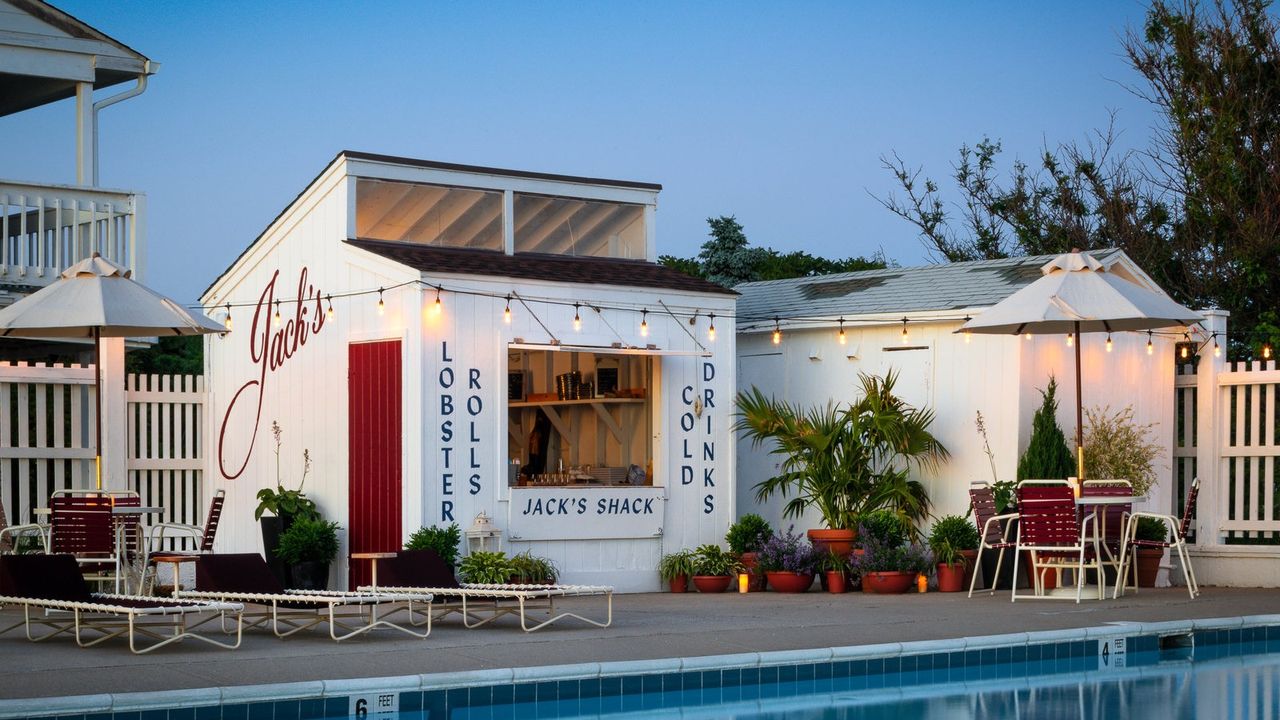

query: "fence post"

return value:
[1195, 309, 1229, 545]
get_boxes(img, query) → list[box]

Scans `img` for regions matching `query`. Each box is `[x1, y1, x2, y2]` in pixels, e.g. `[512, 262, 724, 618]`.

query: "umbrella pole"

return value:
[1074, 320, 1084, 482]
[94, 327, 102, 491]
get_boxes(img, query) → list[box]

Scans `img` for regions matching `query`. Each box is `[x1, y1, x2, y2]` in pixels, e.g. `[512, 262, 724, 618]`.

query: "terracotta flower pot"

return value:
[959, 549, 979, 589]
[807, 528, 856, 557]
[765, 571, 814, 593]
[825, 570, 847, 593]
[668, 574, 689, 593]
[862, 570, 916, 594]
[1135, 548, 1163, 588]
[692, 575, 733, 593]
[936, 562, 965, 592]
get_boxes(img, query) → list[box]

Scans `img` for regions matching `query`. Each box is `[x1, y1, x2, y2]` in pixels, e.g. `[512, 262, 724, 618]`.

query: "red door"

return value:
[348, 340, 402, 589]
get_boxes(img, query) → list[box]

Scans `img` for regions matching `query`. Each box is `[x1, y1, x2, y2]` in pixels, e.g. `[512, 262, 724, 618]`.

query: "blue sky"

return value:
[7, 1, 1160, 305]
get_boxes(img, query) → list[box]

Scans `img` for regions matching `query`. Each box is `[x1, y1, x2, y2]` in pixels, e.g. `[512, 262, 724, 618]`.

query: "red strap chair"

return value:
[1012, 481, 1103, 603]
[144, 489, 226, 595]
[1114, 478, 1200, 599]
[967, 483, 1018, 597]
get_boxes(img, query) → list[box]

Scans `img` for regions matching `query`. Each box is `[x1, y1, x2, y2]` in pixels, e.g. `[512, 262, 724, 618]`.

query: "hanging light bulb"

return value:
[1180, 344, 1189, 359]
[377, 288, 385, 315]
[1214, 335, 1221, 358]
[962, 316, 971, 344]
[901, 318, 909, 344]
[640, 310, 649, 337]
[708, 313, 717, 342]
[433, 286, 442, 314]
[326, 295, 334, 321]
[772, 318, 782, 345]
[1105, 334, 1113, 352]
[224, 303, 232, 331]
[1147, 331, 1154, 356]
[838, 317, 847, 345]
[503, 295, 512, 324]
[273, 300, 282, 327]
[1180, 332, 1190, 359]
[1264, 343, 1273, 361]
[1024, 332, 1033, 341]
[1066, 333, 1074, 348]
[573, 304, 581, 331]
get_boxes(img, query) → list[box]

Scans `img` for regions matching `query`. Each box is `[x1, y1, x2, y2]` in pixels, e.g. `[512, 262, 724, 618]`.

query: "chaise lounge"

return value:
[365, 549, 613, 632]
[179, 553, 432, 641]
[0, 553, 243, 654]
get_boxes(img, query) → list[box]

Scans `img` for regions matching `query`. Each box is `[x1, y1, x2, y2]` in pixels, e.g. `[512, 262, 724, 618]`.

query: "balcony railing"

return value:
[0, 180, 144, 286]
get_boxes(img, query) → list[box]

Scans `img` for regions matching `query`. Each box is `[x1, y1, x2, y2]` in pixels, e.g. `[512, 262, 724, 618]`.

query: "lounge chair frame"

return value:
[177, 588, 433, 641]
[0, 594, 243, 654]
[369, 582, 613, 632]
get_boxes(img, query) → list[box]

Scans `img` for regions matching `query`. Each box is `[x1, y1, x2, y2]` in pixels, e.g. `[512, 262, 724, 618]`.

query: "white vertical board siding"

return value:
[1019, 331, 1176, 515]
[416, 277, 736, 592]
[736, 320, 1025, 534]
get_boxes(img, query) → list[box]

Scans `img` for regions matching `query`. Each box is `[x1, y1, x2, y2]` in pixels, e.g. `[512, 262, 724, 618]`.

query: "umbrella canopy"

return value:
[960, 251, 1202, 479]
[0, 254, 224, 488]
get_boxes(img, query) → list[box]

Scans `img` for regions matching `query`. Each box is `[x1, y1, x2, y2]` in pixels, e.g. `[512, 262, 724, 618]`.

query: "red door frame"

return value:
[347, 340, 402, 589]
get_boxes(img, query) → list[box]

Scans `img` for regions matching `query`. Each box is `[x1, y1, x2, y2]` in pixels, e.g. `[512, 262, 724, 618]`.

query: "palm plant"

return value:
[736, 370, 948, 534]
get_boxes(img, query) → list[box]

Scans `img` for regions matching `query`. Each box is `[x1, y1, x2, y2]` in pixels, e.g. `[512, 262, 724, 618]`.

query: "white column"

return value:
[1195, 309, 1229, 546]
[99, 337, 128, 491]
[75, 82, 96, 186]
[502, 190, 515, 255]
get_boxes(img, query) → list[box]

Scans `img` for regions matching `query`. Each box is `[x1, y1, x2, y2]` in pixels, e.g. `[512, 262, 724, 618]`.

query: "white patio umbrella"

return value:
[959, 251, 1202, 479]
[0, 254, 224, 489]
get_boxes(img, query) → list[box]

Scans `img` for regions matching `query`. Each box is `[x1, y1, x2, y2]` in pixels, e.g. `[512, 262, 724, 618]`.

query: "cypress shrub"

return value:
[1016, 377, 1076, 481]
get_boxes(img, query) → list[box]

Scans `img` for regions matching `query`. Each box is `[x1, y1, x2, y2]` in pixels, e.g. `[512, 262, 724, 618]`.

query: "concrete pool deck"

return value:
[1, 586, 1276, 702]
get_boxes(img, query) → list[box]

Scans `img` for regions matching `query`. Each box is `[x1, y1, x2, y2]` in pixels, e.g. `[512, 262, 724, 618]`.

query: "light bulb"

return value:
[1147, 338, 1154, 355]
[433, 287, 442, 314]
[640, 310, 648, 337]
[708, 313, 717, 342]
[573, 304, 581, 331]
[377, 288, 385, 315]
[273, 300, 282, 327]
[1265, 344, 1273, 360]
[901, 318, 909, 344]
[1066, 333, 1074, 347]
[326, 295, 334, 321]
[1024, 332, 1033, 341]
[1214, 338, 1221, 358]
[1105, 334, 1113, 352]
[772, 319, 782, 345]
[503, 296, 511, 324]
[1180, 344, 1189, 359]
[224, 303, 232, 331]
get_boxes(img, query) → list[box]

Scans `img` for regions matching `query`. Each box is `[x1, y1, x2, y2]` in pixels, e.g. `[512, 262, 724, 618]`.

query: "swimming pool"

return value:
[4, 616, 1278, 719]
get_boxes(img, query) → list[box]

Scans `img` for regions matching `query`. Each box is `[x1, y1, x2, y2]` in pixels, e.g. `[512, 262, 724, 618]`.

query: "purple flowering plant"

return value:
[756, 525, 817, 573]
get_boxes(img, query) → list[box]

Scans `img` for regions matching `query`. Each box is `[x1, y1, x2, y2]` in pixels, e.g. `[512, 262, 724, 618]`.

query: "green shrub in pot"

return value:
[658, 550, 697, 581]
[459, 551, 516, 584]
[509, 550, 557, 584]
[275, 518, 339, 565]
[405, 523, 462, 568]
[692, 544, 742, 577]
[726, 514, 773, 555]
[928, 515, 980, 557]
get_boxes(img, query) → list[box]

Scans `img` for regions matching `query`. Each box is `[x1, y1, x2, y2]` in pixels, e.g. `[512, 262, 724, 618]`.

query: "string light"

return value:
[273, 300, 282, 327]
[1024, 332, 1033, 341]
[1265, 343, 1273, 361]
[1180, 332, 1190, 359]
[1214, 335, 1221, 358]
[433, 286, 442, 314]
[1105, 334, 1113, 352]
[326, 294, 334, 321]
[503, 295, 512, 324]
[573, 303, 581, 331]
[224, 303, 232, 331]
[772, 317, 782, 345]
[1066, 333, 1074, 348]
[640, 310, 649, 337]
[837, 317, 847, 345]
[708, 313, 716, 342]
[376, 288, 385, 315]
[1147, 331, 1153, 356]
[901, 317, 909, 344]
[962, 316, 971, 344]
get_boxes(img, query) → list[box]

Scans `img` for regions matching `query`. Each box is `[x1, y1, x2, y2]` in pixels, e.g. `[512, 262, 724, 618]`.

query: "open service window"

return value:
[507, 347, 654, 488]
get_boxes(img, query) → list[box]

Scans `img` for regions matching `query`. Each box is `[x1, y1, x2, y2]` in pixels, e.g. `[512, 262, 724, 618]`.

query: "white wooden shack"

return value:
[201, 152, 738, 592]
[734, 250, 1199, 548]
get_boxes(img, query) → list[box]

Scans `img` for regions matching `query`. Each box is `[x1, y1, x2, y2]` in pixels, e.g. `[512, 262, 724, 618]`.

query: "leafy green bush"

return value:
[692, 544, 742, 576]
[658, 549, 697, 580]
[859, 510, 908, 549]
[509, 550, 557, 583]
[1136, 517, 1169, 542]
[458, 551, 516, 584]
[405, 523, 462, 568]
[1017, 377, 1075, 482]
[726, 514, 773, 555]
[1083, 405, 1162, 496]
[275, 518, 339, 564]
[928, 515, 980, 553]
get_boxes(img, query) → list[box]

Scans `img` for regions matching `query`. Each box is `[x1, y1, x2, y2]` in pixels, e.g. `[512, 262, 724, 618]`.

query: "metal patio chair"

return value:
[1012, 480, 1103, 603]
[143, 489, 225, 595]
[967, 482, 1018, 597]
[1114, 478, 1200, 599]
[0, 499, 47, 554]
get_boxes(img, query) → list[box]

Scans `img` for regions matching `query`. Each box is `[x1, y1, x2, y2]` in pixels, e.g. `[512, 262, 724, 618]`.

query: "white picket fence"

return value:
[0, 362, 205, 529]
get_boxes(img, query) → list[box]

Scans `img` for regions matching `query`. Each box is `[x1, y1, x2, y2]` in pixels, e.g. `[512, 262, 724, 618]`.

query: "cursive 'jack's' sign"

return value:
[217, 267, 328, 479]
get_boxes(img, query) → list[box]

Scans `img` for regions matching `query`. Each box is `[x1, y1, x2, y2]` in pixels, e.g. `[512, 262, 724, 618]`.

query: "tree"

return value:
[125, 335, 203, 376]
[1125, 0, 1280, 355]
[1016, 377, 1077, 482]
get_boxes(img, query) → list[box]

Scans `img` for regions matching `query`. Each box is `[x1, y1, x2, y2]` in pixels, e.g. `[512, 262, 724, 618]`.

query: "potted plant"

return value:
[509, 550, 557, 584]
[275, 517, 339, 590]
[726, 514, 773, 591]
[736, 371, 947, 554]
[756, 526, 817, 593]
[405, 523, 462, 571]
[458, 550, 516, 585]
[816, 549, 850, 594]
[852, 514, 931, 594]
[691, 544, 741, 593]
[254, 421, 320, 585]
[1132, 517, 1168, 588]
[928, 515, 981, 592]
[658, 549, 697, 593]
